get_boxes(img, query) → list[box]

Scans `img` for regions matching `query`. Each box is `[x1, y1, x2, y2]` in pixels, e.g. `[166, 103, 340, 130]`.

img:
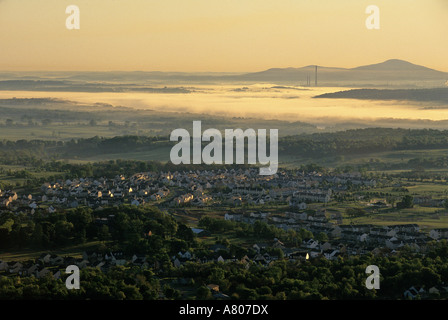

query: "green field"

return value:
[0, 241, 109, 262]
[322, 199, 448, 232]
[280, 147, 448, 170]
[350, 209, 448, 232]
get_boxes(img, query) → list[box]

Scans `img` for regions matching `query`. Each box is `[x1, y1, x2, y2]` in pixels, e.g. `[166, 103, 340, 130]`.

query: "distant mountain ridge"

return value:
[351, 59, 440, 72]
[237, 59, 448, 83]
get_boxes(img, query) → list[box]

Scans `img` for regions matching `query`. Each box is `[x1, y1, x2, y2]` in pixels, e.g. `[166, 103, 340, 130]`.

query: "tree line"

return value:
[4, 128, 448, 166]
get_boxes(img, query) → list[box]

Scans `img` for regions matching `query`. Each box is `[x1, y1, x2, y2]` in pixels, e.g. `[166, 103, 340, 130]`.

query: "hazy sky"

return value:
[0, 0, 447, 72]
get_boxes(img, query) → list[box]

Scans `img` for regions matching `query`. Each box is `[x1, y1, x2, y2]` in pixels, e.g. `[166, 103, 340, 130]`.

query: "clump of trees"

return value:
[346, 207, 367, 219]
[198, 217, 312, 247]
[0, 266, 160, 300]
[0, 205, 186, 255]
[396, 195, 414, 209]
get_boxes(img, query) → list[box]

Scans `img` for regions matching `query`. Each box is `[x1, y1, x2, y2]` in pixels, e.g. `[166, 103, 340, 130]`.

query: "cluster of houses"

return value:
[40, 174, 171, 208]
[172, 225, 437, 267]
[429, 228, 448, 240]
[0, 173, 173, 214]
[4, 167, 448, 299]
[171, 238, 309, 269]
[0, 239, 312, 281]
[1, 166, 448, 248]
[2, 167, 446, 254]
[0, 190, 19, 208]
[0, 167, 385, 216]
[225, 207, 445, 254]
[0, 251, 155, 279]
[162, 168, 338, 207]
[0, 253, 80, 279]
[403, 285, 448, 299]
[314, 172, 377, 188]
[1, 168, 373, 213]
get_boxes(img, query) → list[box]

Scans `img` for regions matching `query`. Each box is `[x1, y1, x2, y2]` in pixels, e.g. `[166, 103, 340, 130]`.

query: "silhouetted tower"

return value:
[315, 65, 318, 86]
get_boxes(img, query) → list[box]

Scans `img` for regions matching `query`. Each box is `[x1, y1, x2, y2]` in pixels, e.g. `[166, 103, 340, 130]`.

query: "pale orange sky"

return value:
[0, 0, 447, 72]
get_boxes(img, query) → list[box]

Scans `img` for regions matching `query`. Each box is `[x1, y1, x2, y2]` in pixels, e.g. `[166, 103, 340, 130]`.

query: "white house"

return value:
[173, 258, 181, 268]
[53, 270, 61, 280]
[331, 225, 342, 238]
[9, 262, 23, 274]
[0, 261, 8, 271]
[404, 286, 425, 299]
[178, 251, 192, 260]
[323, 249, 340, 260]
[305, 239, 319, 249]
[429, 228, 448, 240]
[37, 267, 51, 278]
[359, 233, 369, 242]
[386, 237, 403, 250]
